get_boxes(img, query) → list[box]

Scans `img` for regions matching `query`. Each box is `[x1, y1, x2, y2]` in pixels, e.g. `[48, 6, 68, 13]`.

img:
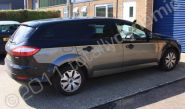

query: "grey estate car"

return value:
[5, 18, 181, 95]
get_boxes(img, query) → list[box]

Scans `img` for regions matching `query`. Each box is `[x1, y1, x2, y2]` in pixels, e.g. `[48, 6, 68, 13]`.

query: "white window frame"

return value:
[81, 6, 88, 17]
[73, 7, 79, 18]
[122, 1, 136, 21]
[63, 6, 68, 18]
[32, 0, 39, 10]
[95, 4, 113, 18]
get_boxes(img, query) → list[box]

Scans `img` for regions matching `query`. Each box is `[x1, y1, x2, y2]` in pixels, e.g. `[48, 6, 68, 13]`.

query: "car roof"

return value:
[22, 18, 132, 27]
[0, 21, 20, 25]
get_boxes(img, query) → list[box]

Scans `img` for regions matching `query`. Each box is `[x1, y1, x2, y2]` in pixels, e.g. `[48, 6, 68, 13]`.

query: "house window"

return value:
[63, 6, 68, 18]
[32, 0, 39, 10]
[96, 6, 106, 17]
[73, 7, 79, 18]
[108, 5, 113, 17]
[82, 12, 87, 17]
[129, 6, 134, 17]
[39, 0, 66, 8]
[81, 6, 87, 17]
[123, 1, 136, 21]
[95, 4, 113, 18]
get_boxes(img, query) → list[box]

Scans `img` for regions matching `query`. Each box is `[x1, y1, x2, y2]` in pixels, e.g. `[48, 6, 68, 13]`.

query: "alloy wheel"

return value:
[165, 52, 177, 69]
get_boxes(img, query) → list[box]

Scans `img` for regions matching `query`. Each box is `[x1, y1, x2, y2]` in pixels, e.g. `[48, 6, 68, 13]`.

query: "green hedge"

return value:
[0, 10, 61, 22]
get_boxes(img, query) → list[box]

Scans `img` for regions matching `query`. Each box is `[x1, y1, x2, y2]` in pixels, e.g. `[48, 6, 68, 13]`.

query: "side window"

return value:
[39, 25, 60, 39]
[42, 30, 55, 38]
[39, 23, 91, 40]
[93, 25, 104, 34]
[133, 28, 146, 39]
[116, 23, 146, 40]
[89, 23, 118, 38]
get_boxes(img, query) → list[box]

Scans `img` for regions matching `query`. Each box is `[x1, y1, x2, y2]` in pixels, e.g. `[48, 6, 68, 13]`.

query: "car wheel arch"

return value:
[160, 44, 180, 63]
[51, 54, 89, 79]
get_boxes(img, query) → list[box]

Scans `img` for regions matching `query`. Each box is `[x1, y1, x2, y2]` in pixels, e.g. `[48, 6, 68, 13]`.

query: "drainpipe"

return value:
[67, 0, 73, 18]
[24, 0, 27, 9]
[116, 0, 118, 18]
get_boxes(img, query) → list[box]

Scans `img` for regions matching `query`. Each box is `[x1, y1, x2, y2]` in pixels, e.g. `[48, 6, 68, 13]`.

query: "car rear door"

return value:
[76, 20, 124, 76]
[116, 21, 158, 67]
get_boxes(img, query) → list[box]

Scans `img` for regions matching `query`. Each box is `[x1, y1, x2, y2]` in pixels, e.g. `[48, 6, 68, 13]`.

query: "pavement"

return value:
[0, 54, 185, 109]
[94, 78, 185, 109]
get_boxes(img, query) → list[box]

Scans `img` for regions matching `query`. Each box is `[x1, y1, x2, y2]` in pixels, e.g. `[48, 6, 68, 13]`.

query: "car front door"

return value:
[116, 22, 158, 67]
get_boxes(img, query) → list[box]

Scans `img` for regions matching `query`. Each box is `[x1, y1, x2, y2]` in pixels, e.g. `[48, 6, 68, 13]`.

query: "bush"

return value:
[0, 10, 61, 22]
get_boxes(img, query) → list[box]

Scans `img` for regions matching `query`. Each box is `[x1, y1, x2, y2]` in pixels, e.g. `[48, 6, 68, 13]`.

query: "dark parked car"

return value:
[0, 21, 20, 54]
[5, 18, 181, 95]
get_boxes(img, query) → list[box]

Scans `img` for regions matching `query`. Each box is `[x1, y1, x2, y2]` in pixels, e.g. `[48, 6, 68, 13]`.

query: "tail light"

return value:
[11, 46, 40, 57]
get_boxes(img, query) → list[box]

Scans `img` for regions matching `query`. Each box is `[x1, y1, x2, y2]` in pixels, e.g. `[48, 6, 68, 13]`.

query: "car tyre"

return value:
[51, 65, 85, 96]
[159, 49, 178, 71]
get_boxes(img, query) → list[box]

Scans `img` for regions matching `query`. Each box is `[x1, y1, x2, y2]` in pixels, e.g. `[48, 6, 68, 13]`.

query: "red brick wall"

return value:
[39, 0, 153, 30]
[136, 0, 153, 31]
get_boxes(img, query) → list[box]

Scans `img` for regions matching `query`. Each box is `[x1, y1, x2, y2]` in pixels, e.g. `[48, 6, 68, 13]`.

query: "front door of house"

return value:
[123, 0, 136, 22]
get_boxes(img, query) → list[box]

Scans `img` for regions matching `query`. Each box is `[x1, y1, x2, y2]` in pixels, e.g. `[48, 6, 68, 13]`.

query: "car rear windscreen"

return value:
[11, 25, 35, 44]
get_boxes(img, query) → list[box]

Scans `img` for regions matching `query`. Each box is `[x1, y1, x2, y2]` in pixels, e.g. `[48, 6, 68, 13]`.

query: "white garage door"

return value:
[123, 0, 136, 22]
[0, 4, 11, 10]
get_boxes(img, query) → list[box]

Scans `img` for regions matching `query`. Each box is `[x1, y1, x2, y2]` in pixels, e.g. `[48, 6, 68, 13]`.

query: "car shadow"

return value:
[0, 54, 6, 65]
[19, 62, 185, 109]
[94, 64, 185, 109]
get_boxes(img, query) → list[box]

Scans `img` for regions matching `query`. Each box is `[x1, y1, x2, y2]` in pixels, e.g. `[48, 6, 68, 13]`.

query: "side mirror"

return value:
[133, 20, 137, 23]
[149, 32, 153, 38]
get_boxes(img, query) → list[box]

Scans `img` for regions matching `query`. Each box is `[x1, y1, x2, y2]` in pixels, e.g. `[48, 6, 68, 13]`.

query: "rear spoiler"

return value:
[21, 21, 40, 28]
[20, 24, 36, 28]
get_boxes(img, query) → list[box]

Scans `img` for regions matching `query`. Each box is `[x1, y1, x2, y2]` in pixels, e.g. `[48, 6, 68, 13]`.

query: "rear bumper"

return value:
[5, 57, 55, 84]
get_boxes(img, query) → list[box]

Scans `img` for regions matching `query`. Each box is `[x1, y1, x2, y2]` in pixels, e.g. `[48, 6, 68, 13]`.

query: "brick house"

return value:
[28, 0, 153, 31]
[25, 0, 39, 9]
[0, 0, 39, 10]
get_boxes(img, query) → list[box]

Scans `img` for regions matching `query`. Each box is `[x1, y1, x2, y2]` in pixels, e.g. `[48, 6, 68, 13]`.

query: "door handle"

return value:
[83, 46, 93, 52]
[126, 44, 134, 49]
